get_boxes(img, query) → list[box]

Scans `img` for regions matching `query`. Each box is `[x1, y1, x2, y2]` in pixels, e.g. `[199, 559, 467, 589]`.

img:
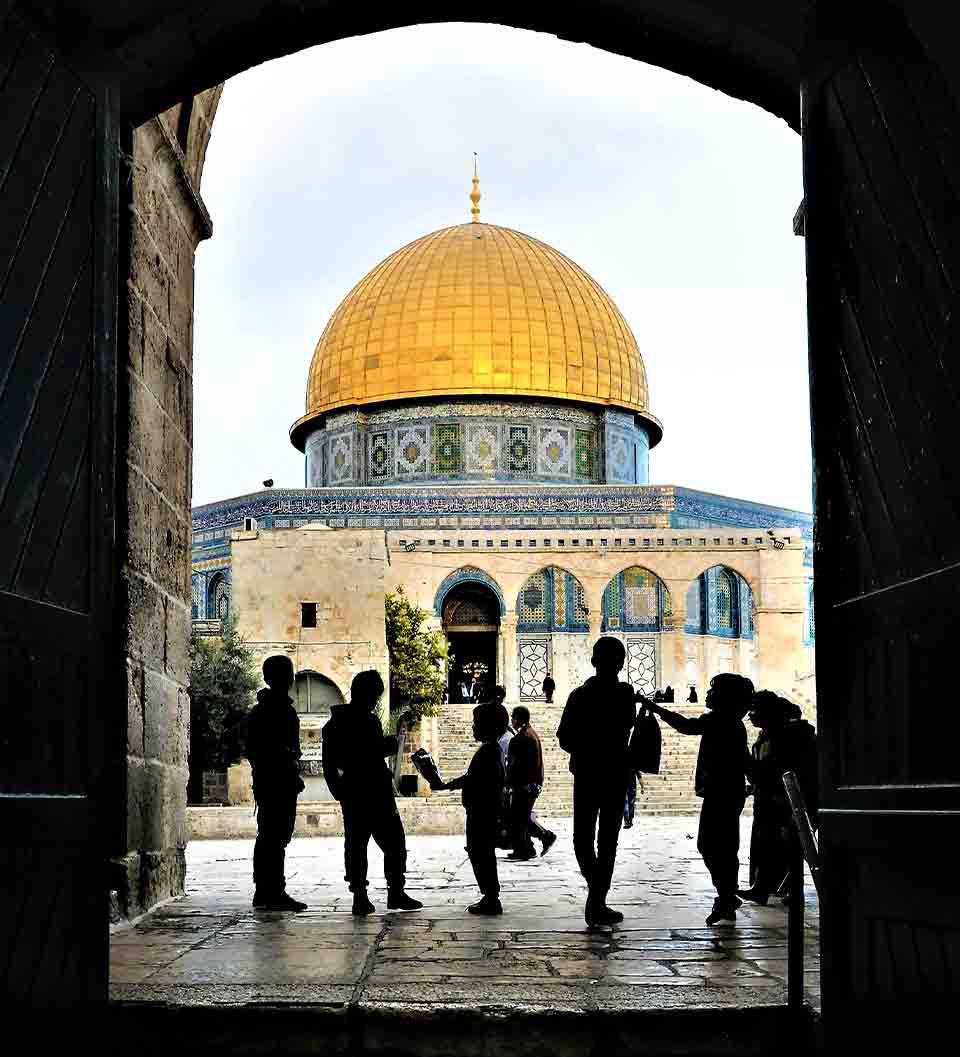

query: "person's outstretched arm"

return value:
[642, 698, 707, 736]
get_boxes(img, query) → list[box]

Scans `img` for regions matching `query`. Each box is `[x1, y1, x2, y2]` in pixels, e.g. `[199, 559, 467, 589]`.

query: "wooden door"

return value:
[803, 4, 960, 1042]
[0, 9, 116, 1006]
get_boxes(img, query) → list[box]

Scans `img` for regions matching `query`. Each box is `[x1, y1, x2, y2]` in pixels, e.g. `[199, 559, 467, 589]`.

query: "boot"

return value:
[387, 890, 423, 911]
[468, 895, 503, 915]
[706, 898, 738, 926]
[352, 892, 376, 916]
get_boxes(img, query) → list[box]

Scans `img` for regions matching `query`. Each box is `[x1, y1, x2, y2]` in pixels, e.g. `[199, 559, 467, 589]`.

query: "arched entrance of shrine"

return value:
[440, 581, 502, 703]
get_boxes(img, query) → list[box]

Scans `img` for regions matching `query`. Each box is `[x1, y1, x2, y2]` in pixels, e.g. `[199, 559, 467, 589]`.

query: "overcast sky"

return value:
[193, 23, 811, 512]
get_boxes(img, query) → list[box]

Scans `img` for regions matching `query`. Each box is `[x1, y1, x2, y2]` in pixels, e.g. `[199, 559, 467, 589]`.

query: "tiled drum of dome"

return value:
[329, 433, 353, 484]
[369, 431, 392, 480]
[506, 426, 530, 474]
[575, 429, 595, 480]
[538, 426, 570, 476]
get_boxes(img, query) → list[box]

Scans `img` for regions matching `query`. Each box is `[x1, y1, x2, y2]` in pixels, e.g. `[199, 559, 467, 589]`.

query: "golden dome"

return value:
[290, 221, 660, 450]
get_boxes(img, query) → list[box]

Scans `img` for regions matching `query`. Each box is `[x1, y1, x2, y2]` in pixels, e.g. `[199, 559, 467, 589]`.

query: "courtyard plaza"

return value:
[110, 817, 819, 1014]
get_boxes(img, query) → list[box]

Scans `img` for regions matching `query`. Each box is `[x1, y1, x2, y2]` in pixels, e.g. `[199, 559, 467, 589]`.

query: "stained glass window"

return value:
[508, 426, 531, 474]
[575, 429, 595, 479]
[518, 570, 548, 624]
[433, 423, 464, 475]
[716, 571, 733, 629]
[209, 574, 229, 621]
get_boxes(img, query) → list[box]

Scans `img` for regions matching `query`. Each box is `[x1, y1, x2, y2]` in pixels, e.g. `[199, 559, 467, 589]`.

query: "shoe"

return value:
[468, 896, 503, 915]
[352, 893, 376, 916]
[254, 892, 307, 911]
[540, 832, 557, 857]
[737, 887, 769, 906]
[623, 820, 633, 829]
[706, 901, 737, 926]
[387, 891, 423, 911]
[780, 894, 792, 907]
[585, 896, 621, 928]
[506, 850, 536, 861]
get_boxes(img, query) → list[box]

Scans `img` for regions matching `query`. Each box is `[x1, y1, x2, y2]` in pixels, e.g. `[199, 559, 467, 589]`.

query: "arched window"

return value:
[702, 566, 746, 638]
[516, 568, 589, 632]
[716, 571, 734, 629]
[442, 583, 501, 628]
[294, 671, 344, 715]
[602, 567, 669, 632]
[191, 575, 203, 620]
[208, 573, 229, 621]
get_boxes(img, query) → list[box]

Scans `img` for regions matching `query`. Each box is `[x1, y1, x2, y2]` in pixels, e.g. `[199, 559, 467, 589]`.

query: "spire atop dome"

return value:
[470, 154, 481, 222]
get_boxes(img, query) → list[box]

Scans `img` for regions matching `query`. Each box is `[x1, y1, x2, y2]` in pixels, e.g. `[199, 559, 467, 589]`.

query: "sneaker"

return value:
[255, 892, 307, 911]
[387, 891, 423, 911]
[736, 887, 769, 906]
[352, 893, 376, 916]
[540, 832, 557, 857]
[706, 901, 737, 926]
[468, 896, 503, 915]
[506, 850, 536, 861]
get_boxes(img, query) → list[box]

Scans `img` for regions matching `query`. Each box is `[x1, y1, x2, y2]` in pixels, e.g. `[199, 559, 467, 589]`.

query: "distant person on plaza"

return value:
[688, 686, 699, 703]
[507, 706, 557, 860]
[739, 692, 819, 907]
[434, 702, 509, 914]
[321, 670, 423, 916]
[643, 673, 754, 925]
[623, 771, 638, 829]
[663, 685, 675, 703]
[542, 672, 556, 704]
[653, 688, 665, 703]
[247, 655, 307, 911]
[557, 637, 637, 928]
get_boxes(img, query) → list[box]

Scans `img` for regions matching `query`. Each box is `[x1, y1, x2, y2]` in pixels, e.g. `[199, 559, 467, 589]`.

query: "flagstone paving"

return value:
[110, 817, 820, 1012]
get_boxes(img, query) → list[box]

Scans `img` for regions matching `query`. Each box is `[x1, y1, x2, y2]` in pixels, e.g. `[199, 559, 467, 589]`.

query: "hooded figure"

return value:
[322, 670, 423, 916]
[739, 692, 818, 905]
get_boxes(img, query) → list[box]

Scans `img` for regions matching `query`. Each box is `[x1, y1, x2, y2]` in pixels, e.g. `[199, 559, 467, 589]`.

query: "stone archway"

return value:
[440, 580, 502, 703]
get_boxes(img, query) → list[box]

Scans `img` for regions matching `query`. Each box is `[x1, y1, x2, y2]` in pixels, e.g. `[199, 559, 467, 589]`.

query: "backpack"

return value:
[629, 706, 662, 774]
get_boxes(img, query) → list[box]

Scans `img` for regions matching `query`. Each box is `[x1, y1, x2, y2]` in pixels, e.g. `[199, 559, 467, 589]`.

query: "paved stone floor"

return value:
[110, 818, 820, 1013]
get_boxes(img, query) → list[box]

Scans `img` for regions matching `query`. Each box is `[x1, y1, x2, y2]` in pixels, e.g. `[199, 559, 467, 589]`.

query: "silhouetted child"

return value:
[436, 702, 508, 915]
[247, 655, 307, 911]
[644, 672, 753, 925]
[557, 636, 637, 928]
[322, 670, 423, 916]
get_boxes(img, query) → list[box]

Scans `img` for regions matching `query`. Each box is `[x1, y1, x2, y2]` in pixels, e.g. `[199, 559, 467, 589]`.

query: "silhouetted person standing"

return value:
[542, 672, 556, 703]
[739, 692, 819, 906]
[435, 702, 508, 914]
[322, 670, 423, 916]
[644, 673, 753, 925]
[557, 637, 636, 927]
[507, 706, 557, 859]
[247, 655, 307, 911]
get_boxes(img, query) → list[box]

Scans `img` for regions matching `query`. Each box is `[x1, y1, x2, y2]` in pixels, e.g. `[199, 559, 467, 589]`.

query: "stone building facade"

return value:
[191, 192, 815, 823]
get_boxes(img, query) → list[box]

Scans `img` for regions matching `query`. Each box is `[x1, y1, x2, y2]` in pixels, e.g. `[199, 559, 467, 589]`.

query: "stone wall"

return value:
[112, 87, 221, 918]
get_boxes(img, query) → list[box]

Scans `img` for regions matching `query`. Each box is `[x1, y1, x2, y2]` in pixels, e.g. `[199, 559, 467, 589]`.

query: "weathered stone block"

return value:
[140, 759, 189, 849]
[126, 658, 145, 758]
[123, 465, 155, 576]
[125, 283, 145, 373]
[144, 667, 187, 766]
[152, 495, 189, 597]
[165, 598, 191, 683]
[121, 570, 166, 670]
[140, 847, 186, 910]
[163, 417, 192, 510]
[127, 370, 167, 492]
[141, 303, 169, 410]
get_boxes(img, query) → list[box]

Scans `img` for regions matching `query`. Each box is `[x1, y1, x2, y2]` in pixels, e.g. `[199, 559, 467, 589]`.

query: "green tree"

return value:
[385, 587, 450, 724]
[188, 614, 259, 791]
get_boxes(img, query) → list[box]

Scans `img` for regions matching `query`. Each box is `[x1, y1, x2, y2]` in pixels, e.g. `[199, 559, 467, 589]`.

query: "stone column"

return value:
[662, 579, 689, 694]
[500, 613, 518, 701]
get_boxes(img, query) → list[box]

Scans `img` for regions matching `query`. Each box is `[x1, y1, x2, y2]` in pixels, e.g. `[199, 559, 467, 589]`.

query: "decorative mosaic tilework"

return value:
[685, 578, 703, 633]
[608, 429, 633, 483]
[191, 575, 203, 619]
[368, 431, 392, 480]
[626, 638, 658, 697]
[624, 568, 659, 624]
[805, 579, 815, 644]
[603, 576, 622, 629]
[571, 576, 589, 625]
[307, 443, 325, 487]
[518, 570, 548, 624]
[328, 432, 354, 484]
[554, 573, 566, 627]
[466, 424, 499, 474]
[432, 423, 464, 475]
[538, 426, 571, 476]
[716, 570, 734, 629]
[575, 428, 596, 480]
[507, 426, 531, 474]
[367, 399, 598, 426]
[518, 639, 551, 700]
[396, 426, 428, 476]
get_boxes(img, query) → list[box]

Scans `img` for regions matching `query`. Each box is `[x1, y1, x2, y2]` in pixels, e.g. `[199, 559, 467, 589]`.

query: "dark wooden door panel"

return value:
[0, 8, 114, 1007]
[805, 7, 960, 1038]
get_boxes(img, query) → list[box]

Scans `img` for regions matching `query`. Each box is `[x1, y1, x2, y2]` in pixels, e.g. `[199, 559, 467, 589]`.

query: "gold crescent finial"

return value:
[470, 153, 481, 223]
